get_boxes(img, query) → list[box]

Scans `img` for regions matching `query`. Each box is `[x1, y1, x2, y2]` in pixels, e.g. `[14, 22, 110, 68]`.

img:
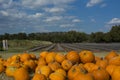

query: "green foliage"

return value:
[0, 25, 120, 43]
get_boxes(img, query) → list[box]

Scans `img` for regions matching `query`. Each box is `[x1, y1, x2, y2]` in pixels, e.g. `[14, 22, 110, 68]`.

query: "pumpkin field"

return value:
[0, 43, 120, 80]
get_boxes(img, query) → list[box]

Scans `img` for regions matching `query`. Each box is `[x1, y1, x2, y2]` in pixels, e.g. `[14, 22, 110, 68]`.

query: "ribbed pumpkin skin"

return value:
[14, 67, 30, 80]
[32, 73, 47, 80]
[55, 53, 66, 63]
[111, 67, 120, 80]
[92, 67, 110, 80]
[105, 51, 118, 61]
[79, 50, 95, 63]
[108, 56, 120, 66]
[66, 51, 80, 64]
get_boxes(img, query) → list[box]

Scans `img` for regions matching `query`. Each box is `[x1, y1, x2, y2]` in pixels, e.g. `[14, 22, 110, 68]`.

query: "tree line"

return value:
[0, 25, 120, 43]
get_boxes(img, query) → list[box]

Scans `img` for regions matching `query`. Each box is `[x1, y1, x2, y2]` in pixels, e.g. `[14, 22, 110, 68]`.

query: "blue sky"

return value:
[0, 0, 120, 34]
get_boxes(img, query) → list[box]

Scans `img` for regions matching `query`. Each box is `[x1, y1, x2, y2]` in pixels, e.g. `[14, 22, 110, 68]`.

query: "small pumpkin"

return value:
[13, 67, 30, 80]
[32, 73, 47, 80]
[66, 51, 80, 64]
[106, 64, 117, 75]
[96, 59, 108, 69]
[48, 61, 61, 71]
[109, 56, 120, 66]
[105, 50, 118, 61]
[111, 66, 120, 80]
[55, 68, 66, 77]
[20, 53, 31, 62]
[49, 72, 66, 80]
[92, 67, 110, 80]
[55, 53, 66, 63]
[61, 59, 73, 71]
[45, 52, 56, 64]
[39, 51, 48, 59]
[79, 50, 95, 63]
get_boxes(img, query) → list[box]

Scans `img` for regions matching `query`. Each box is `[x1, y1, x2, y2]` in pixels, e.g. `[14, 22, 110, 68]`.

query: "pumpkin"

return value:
[111, 66, 120, 80]
[20, 53, 31, 62]
[105, 50, 118, 61]
[36, 65, 52, 77]
[5, 66, 18, 77]
[0, 64, 5, 73]
[49, 72, 66, 80]
[84, 63, 99, 72]
[68, 64, 87, 80]
[32, 73, 47, 80]
[95, 56, 102, 62]
[109, 56, 120, 66]
[73, 73, 94, 80]
[61, 59, 73, 71]
[55, 53, 66, 63]
[29, 53, 36, 60]
[39, 51, 48, 59]
[14, 67, 30, 80]
[92, 67, 110, 80]
[45, 52, 56, 64]
[66, 51, 80, 64]
[106, 64, 117, 75]
[48, 61, 61, 71]
[38, 57, 47, 66]
[24, 59, 37, 71]
[55, 68, 66, 77]
[79, 50, 95, 63]
[96, 59, 108, 69]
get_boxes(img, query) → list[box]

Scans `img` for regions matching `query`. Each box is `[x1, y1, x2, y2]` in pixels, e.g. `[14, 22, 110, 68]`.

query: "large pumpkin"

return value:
[66, 51, 80, 64]
[106, 64, 117, 75]
[79, 50, 95, 63]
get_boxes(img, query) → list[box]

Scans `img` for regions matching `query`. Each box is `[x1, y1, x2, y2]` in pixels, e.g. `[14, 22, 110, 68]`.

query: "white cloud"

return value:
[107, 18, 120, 25]
[21, 0, 75, 8]
[86, 0, 103, 7]
[72, 19, 81, 23]
[0, 10, 9, 16]
[44, 16, 62, 22]
[44, 7, 65, 13]
[60, 24, 74, 28]
[28, 13, 43, 18]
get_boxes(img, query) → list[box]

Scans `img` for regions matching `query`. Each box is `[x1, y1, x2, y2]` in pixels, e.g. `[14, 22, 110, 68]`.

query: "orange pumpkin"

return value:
[106, 64, 117, 75]
[48, 61, 61, 71]
[55, 68, 66, 77]
[66, 51, 80, 64]
[49, 72, 66, 80]
[92, 67, 110, 80]
[14, 67, 30, 80]
[36, 65, 52, 77]
[84, 63, 99, 72]
[45, 52, 56, 64]
[29, 53, 36, 60]
[61, 59, 73, 71]
[73, 73, 94, 80]
[32, 73, 47, 80]
[20, 53, 31, 62]
[105, 50, 118, 61]
[109, 56, 120, 66]
[79, 50, 95, 63]
[55, 53, 66, 63]
[38, 57, 47, 66]
[68, 64, 87, 80]
[39, 51, 48, 59]
[111, 66, 120, 80]
[5, 66, 18, 77]
[96, 59, 108, 69]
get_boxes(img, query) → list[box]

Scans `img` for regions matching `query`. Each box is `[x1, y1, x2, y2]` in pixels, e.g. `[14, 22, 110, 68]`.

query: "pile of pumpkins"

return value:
[0, 50, 120, 80]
